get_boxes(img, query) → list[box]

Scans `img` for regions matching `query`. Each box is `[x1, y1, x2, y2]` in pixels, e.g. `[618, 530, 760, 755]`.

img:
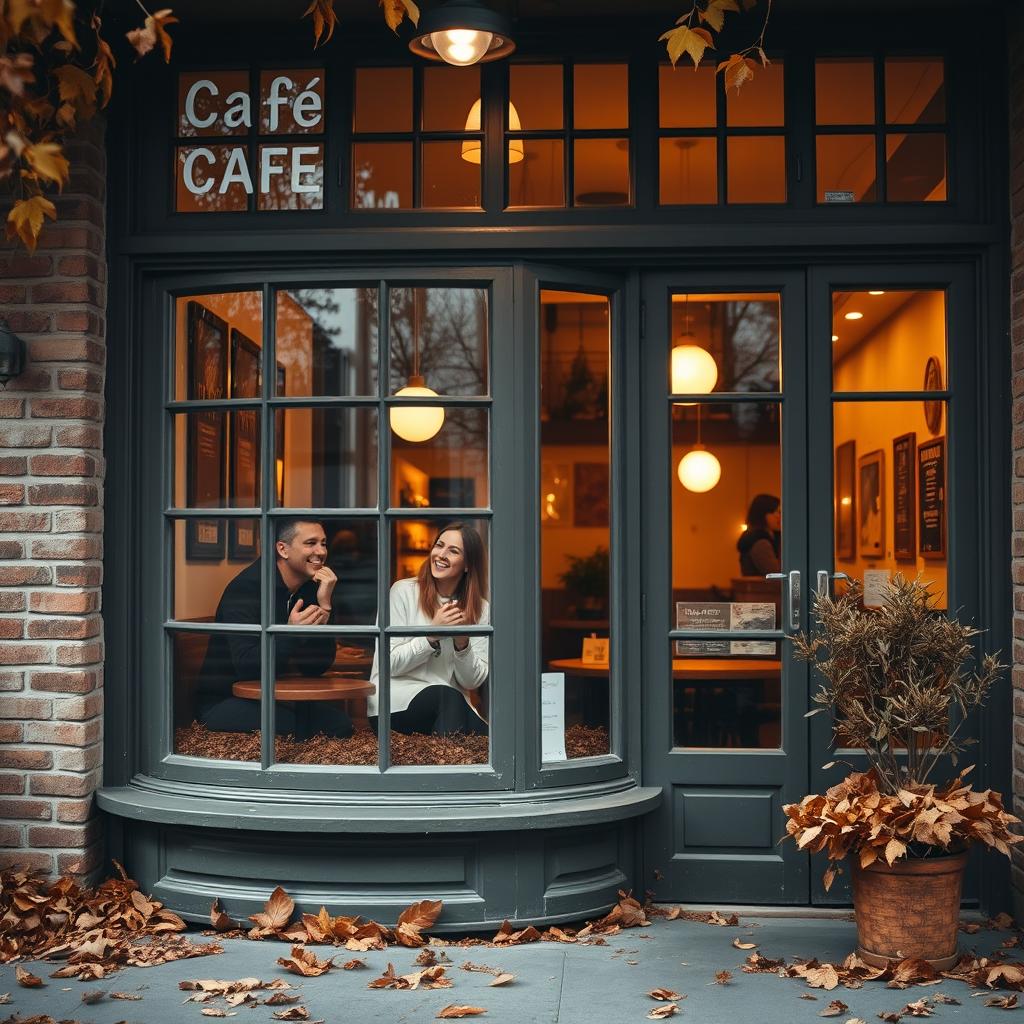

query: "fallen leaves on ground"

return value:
[15, 966, 43, 988]
[647, 1004, 679, 1019]
[708, 911, 739, 927]
[819, 999, 849, 1016]
[985, 994, 1020, 1008]
[276, 945, 334, 977]
[714, 970, 732, 985]
[369, 962, 453, 990]
[437, 1006, 486, 1019]
[733, 938, 757, 949]
[492, 921, 542, 945]
[80, 989, 105, 1003]
[272, 1007, 312, 1021]
[648, 988, 682, 1000]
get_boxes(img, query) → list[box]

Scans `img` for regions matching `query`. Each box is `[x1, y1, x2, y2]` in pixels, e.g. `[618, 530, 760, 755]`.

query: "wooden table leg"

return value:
[348, 696, 370, 734]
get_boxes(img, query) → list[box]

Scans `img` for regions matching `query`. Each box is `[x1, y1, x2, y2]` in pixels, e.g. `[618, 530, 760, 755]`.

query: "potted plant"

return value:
[559, 546, 610, 620]
[782, 575, 1020, 969]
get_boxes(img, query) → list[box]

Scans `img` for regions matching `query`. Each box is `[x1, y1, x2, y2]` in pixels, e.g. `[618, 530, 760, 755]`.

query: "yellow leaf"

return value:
[7, 0, 77, 46]
[711, 0, 741, 12]
[91, 14, 117, 108]
[717, 54, 756, 94]
[24, 142, 70, 188]
[884, 838, 906, 865]
[697, 4, 725, 32]
[5, 195, 56, 253]
[380, 0, 420, 32]
[303, 0, 338, 47]
[126, 8, 178, 62]
[54, 64, 98, 121]
[659, 25, 710, 69]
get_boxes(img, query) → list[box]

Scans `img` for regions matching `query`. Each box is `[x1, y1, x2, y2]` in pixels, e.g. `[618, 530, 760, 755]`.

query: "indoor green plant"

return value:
[782, 574, 1020, 968]
[558, 546, 610, 620]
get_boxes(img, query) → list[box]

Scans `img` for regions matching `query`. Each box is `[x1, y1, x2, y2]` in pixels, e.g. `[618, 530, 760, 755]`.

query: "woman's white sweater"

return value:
[368, 577, 489, 716]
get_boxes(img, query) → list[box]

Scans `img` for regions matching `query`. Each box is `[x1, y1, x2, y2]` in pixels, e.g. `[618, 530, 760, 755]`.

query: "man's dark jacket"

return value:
[196, 558, 335, 707]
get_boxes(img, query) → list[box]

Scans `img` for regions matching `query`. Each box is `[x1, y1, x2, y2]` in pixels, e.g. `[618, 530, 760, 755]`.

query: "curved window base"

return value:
[98, 783, 660, 930]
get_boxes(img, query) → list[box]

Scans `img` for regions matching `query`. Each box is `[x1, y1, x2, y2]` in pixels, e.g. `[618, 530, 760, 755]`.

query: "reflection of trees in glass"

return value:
[541, 303, 609, 421]
[712, 301, 779, 393]
[389, 287, 488, 396]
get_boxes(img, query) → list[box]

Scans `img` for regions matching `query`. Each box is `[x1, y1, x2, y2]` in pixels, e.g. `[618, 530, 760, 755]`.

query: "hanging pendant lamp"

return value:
[671, 294, 718, 398]
[390, 292, 445, 444]
[676, 404, 721, 493]
[409, 1, 516, 66]
[461, 98, 524, 163]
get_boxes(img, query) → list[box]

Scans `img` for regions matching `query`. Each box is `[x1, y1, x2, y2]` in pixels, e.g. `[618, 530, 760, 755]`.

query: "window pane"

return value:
[815, 58, 874, 125]
[172, 518, 261, 621]
[509, 64, 563, 130]
[422, 65, 480, 131]
[671, 645, 781, 748]
[274, 408, 379, 509]
[833, 401, 948, 605]
[376, 518, 492, 765]
[174, 411, 226, 509]
[174, 293, 263, 401]
[885, 133, 947, 202]
[885, 58, 945, 124]
[659, 137, 717, 205]
[574, 63, 628, 129]
[726, 136, 785, 203]
[275, 287, 379, 398]
[832, 289, 947, 392]
[726, 61, 784, 127]
[390, 407, 489, 510]
[670, 399, 782, 749]
[354, 67, 412, 132]
[258, 70, 325, 134]
[659, 65, 716, 128]
[177, 71, 250, 138]
[256, 143, 324, 211]
[539, 290, 611, 761]
[671, 292, 780, 393]
[508, 139, 564, 208]
[573, 138, 630, 206]
[388, 286, 488, 396]
[172, 627, 260, 760]
[274, 634, 377, 766]
[815, 135, 876, 203]
[352, 142, 413, 209]
[175, 145, 250, 213]
[422, 141, 482, 209]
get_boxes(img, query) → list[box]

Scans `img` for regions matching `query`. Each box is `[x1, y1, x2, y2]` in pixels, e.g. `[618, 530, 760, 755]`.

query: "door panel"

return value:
[642, 271, 810, 904]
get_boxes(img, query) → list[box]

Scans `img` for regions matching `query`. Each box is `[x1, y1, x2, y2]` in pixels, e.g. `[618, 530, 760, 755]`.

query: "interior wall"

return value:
[832, 291, 948, 600]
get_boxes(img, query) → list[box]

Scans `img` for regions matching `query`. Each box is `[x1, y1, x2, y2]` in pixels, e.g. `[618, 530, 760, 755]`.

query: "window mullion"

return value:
[260, 282, 275, 770]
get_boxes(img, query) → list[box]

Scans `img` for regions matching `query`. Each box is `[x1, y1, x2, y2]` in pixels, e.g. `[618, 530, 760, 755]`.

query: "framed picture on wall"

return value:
[858, 449, 885, 560]
[573, 462, 609, 527]
[834, 440, 856, 560]
[186, 301, 228, 561]
[892, 432, 916, 561]
[228, 328, 261, 560]
[918, 436, 946, 560]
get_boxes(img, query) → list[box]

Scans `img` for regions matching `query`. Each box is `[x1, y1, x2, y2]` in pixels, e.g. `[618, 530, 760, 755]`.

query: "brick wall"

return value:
[0, 120, 106, 877]
[1011, 3, 1024, 920]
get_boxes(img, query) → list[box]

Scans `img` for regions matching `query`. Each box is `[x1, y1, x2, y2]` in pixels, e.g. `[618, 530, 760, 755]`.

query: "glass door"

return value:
[806, 263, 979, 904]
[641, 270, 811, 904]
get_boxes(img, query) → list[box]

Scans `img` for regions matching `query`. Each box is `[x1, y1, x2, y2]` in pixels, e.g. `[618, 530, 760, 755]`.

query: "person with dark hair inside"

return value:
[369, 522, 488, 736]
[737, 494, 781, 576]
[196, 518, 352, 737]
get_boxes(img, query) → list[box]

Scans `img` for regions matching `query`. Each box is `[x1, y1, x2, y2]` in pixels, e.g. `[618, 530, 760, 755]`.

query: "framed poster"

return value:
[892, 432, 916, 561]
[918, 436, 946, 560]
[858, 449, 885, 559]
[573, 462, 609, 527]
[228, 328, 261, 560]
[186, 301, 228, 560]
[834, 439, 856, 560]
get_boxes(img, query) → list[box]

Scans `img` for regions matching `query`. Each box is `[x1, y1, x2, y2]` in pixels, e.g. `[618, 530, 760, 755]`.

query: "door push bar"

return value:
[765, 570, 800, 632]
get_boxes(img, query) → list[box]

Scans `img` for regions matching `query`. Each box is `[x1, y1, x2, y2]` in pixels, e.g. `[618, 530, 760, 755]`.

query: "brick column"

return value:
[0, 120, 106, 877]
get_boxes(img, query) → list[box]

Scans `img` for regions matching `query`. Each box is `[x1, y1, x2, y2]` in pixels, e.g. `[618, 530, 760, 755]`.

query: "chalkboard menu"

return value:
[918, 436, 946, 559]
[893, 433, 916, 560]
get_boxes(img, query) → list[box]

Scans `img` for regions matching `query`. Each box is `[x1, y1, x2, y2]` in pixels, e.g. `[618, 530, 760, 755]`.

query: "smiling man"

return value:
[195, 518, 351, 737]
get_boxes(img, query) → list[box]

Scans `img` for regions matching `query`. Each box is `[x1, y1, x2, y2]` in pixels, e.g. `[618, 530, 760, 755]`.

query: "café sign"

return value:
[175, 69, 325, 212]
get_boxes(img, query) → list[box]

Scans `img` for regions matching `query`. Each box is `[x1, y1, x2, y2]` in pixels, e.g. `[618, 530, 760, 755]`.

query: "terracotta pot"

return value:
[850, 848, 968, 970]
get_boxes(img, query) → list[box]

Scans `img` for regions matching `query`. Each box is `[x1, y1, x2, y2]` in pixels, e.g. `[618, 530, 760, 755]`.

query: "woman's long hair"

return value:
[416, 522, 488, 623]
[738, 493, 781, 554]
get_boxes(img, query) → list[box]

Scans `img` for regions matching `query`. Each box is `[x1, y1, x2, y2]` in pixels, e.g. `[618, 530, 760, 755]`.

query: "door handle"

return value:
[765, 570, 801, 632]
[815, 570, 851, 599]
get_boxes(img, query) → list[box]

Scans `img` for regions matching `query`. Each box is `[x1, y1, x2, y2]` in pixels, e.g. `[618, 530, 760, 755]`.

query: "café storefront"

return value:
[93, 4, 1013, 925]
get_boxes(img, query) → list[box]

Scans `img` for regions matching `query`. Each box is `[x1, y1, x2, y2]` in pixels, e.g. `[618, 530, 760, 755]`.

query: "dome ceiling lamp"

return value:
[408, 1, 516, 67]
[390, 291, 445, 444]
[671, 294, 718, 403]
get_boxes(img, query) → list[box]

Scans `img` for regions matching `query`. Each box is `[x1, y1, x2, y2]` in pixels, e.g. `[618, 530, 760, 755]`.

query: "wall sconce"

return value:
[409, 1, 516, 66]
[0, 322, 26, 388]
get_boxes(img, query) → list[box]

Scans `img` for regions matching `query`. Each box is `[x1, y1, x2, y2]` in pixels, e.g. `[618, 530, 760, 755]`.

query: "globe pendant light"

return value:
[676, 404, 721, 493]
[461, 98, 524, 164]
[409, 1, 516, 66]
[390, 292, 445, 444]
[671, 294, 718, 399]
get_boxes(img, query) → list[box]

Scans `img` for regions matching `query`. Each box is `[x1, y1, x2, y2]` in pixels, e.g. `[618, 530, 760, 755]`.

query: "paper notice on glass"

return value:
[863, 569, 891, 609]
[541, 672, 567, 762]
[729, 602, 776, 655]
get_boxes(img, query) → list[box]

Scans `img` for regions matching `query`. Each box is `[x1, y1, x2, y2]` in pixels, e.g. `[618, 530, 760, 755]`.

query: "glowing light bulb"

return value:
[461, 99, 523, 163]
[390, 380, 445, 443]
[831, 334, 839, 342]
[844, 311, 863, 321]
[868, 290, 885, 296]
[670, 344, 718, 395]
[430, 28, 493, 66]
[677, 447, 721, 493]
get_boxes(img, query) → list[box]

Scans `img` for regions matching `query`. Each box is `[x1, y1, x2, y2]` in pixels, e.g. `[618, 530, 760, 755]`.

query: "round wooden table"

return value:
[232, 672, 376, 732]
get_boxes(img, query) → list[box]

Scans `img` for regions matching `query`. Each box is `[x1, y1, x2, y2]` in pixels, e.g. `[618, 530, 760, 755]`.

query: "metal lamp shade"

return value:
[409, 2, 516, 65]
